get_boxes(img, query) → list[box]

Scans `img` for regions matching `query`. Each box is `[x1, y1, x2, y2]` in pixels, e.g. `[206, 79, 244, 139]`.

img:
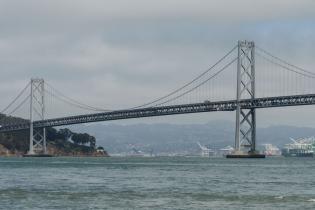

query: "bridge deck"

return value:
[1, 94, 315, 132]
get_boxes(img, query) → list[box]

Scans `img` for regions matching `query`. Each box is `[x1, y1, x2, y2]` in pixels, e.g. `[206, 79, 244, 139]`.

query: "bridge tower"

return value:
[28, 78, 47, 155]
[230, 41, 263, 157]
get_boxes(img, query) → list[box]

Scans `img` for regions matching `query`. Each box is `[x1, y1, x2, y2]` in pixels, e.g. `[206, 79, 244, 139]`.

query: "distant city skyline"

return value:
[1, 0, 315, 127]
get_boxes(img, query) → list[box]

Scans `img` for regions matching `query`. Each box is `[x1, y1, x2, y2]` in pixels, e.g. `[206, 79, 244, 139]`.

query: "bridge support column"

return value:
[228, 41, 264, 158]
[27, 78, 47, 155]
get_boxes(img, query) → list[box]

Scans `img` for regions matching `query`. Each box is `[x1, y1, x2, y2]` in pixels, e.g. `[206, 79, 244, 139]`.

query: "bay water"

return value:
[1, 157, 315, 209]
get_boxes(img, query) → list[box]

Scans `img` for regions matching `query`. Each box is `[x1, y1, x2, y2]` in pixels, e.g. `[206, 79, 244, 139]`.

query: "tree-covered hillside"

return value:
[0, 114, 107, 156]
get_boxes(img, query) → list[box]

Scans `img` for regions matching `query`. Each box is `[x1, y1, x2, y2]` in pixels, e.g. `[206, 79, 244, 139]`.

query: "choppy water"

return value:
[1, 157, 315, 209]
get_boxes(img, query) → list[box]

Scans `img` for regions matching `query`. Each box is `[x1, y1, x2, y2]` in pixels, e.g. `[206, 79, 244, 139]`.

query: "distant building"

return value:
[197, 142, 214, 157]
[218, 146, 234, 156]
[282, 137, 315, 157]
[261, 144, 281, 156]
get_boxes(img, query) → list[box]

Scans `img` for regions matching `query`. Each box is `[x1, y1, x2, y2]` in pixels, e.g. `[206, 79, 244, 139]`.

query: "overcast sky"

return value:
[1, 0, 315, 127]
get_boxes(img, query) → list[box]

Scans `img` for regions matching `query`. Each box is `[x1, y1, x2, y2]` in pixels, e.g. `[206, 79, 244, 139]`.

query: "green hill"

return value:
[0, 114, 108, 157]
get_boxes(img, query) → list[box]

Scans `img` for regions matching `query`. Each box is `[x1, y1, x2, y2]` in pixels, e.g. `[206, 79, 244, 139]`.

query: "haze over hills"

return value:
[69, 120, 315, 155]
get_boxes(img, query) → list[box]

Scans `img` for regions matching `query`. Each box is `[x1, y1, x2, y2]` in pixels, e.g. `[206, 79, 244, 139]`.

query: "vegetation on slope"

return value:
[0, 114, 107, 156]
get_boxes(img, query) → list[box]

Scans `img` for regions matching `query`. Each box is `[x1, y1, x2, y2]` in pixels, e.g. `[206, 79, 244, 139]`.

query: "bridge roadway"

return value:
[1, 93, 315, 132]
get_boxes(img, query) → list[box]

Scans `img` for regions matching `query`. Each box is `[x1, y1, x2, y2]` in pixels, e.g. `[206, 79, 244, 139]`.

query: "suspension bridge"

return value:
[1, 40, 315, 157]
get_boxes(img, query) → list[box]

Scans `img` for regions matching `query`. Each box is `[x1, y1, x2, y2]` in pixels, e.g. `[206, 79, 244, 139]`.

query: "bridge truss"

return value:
[1, 93, 315, 132]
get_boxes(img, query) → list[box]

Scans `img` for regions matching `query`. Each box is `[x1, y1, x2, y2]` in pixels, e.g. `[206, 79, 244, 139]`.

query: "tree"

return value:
[97, 146, 104, 150]
[89, 136, 96, 148]
[71, 133, 96, 148]
[58, 128, 73, 141]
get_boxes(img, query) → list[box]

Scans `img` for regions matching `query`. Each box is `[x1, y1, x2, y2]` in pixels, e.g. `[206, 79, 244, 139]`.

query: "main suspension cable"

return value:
[44, 89, 106, 112]
[256, 46, 315, 77]
[131, 45, 238, 109]
[7, 95, 30, 116]
[1, 82, 31, 114]
[256, 52, 315, 79]
[154, 57, 238, 107]
[45, 82, 111, 112]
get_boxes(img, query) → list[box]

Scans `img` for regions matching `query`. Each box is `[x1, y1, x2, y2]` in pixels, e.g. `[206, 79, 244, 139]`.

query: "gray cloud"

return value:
[0, 0, 315, 126]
